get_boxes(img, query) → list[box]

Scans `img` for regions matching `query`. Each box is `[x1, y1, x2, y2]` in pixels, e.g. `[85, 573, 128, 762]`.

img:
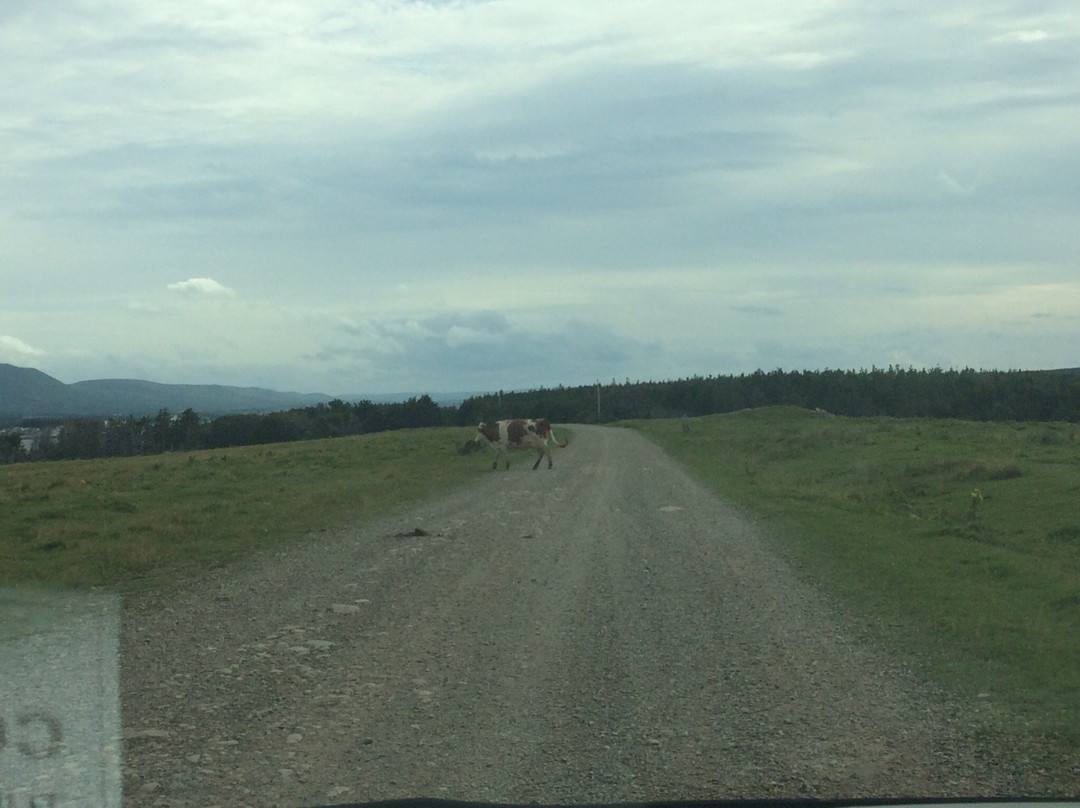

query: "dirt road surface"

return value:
[121, 425, 1053, 807]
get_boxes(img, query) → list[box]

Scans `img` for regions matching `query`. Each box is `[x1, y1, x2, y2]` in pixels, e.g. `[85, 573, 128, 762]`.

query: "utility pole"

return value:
[596, 380, 601, 420]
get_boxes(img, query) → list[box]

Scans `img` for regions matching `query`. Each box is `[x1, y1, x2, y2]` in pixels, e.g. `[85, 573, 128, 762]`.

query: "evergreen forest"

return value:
[6, 366, 1079, 463]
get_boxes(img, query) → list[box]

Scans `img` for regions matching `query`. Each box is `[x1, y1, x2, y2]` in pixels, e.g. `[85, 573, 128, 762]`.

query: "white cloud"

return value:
[993, 30, 1049, 44]
[166, 278, 236, 296]
[0, 335, 47, 359]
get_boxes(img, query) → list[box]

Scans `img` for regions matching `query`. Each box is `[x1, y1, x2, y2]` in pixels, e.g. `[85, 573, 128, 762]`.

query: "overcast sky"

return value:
[2, 1, 1078, 395]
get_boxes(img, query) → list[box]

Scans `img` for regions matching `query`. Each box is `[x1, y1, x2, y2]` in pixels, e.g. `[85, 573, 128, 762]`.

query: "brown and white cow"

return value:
[475, 418, 567, 470]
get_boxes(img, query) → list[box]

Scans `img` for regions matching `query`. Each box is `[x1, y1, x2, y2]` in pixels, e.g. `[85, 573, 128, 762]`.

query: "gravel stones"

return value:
[121, 426, 1068, 807]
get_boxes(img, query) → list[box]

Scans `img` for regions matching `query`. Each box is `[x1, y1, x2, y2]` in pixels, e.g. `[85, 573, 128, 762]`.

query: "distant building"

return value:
[0, 425, 60, 457]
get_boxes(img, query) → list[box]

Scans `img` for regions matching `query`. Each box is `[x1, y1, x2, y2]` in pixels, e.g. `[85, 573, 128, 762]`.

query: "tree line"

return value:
[4, 366, 1078, 463]
[7, 395, 447, 462]
[463, 366, 1080, 425]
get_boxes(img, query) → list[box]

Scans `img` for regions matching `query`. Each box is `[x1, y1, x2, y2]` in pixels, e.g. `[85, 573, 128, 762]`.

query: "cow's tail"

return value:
[549, 428, 568, 448]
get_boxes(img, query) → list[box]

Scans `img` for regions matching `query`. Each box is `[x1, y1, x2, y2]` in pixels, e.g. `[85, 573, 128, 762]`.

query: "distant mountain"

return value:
[0, 364, 86, 416]
[69, 378, 334, 417]
[0, 364, 333, 418]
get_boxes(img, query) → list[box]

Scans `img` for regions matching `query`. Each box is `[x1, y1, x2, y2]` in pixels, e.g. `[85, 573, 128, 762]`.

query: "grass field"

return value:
[0, 426, 482, 590]
[3, 411, 1078, 759]
[628, 407, 1080, 753]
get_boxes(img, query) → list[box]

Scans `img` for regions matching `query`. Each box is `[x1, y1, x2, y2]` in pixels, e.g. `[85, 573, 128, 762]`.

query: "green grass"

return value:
[5, 412, 1077, 764]
[628, 407, 1080, 755]
[0, 427, 483, 590]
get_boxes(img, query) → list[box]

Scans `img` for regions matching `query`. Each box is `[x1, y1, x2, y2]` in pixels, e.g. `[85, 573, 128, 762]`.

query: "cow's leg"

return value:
[532, 449, 546, 470]
[536, 446, 553, 469]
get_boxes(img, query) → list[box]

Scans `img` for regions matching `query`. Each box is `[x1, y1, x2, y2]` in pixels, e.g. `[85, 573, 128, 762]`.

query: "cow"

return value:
[475, 418, 567, 470]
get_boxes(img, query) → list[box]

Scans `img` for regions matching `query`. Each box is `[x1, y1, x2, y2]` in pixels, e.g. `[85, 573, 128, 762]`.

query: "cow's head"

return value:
[459, 423, 490, 455]
[475, 421, 502, 445]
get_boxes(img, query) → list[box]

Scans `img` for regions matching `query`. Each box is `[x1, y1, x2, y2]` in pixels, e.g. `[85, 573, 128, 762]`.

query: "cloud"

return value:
[306, 310, 652, 392]
[2, 0, 1080, 394]
[0, 335, 46, 359]
[166, 278, 236, 297]
[729, 304, 785, 318]
[993, 30, 1049, 44]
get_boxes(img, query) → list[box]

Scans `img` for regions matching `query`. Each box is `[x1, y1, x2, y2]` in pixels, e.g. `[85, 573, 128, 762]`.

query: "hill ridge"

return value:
[0, 364, 333, 418]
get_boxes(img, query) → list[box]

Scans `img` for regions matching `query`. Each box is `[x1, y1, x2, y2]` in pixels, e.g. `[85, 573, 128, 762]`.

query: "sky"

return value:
[2, 0, 1078, 396]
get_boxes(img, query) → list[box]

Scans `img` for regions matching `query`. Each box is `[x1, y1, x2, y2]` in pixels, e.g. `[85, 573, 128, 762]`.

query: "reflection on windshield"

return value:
[1, 589, 121, 808]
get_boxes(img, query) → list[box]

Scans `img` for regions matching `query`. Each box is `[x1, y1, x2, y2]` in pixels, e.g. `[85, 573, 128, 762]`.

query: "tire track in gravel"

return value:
[121, 425, 1049, 808]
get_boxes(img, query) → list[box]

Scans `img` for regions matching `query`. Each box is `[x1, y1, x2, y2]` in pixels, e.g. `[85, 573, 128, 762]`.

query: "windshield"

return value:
[2, 2, 1080, 807]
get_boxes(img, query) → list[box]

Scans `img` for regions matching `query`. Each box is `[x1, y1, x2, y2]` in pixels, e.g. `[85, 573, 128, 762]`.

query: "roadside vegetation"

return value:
[629, 407, 1080, 757]
[0, 426, 480, 590]
[5, 365, 1077, 464]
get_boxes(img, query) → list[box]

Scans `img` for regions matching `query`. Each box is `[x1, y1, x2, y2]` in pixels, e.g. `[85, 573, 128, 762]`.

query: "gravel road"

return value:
[121, 425, 1055, 807]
